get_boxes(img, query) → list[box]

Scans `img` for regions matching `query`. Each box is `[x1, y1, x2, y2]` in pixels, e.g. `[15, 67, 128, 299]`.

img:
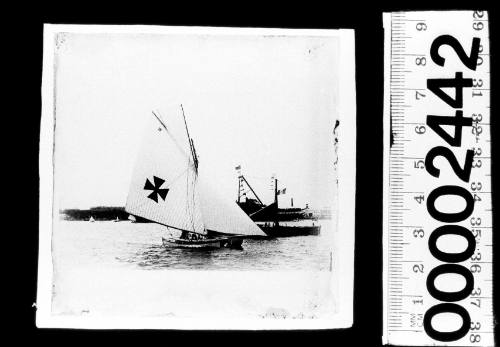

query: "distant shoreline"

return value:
[60, 206, 129, 221]
[60, 206, 332, 222]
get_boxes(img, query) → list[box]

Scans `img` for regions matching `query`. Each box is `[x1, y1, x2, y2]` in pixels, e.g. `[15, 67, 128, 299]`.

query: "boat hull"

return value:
[161, 237, 244, 250]
[259, 225, 321, 237]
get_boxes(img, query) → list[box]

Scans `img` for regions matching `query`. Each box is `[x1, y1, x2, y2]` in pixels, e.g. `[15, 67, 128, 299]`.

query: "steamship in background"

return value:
[60, 167, 331, 238]
[235, 166, 330, 237]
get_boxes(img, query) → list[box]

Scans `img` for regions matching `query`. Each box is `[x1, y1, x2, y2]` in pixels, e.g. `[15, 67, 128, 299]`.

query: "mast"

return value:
[180, 104, 199, 172]
[274, 178, 278, 205]
[237, 175, 242, 203]
[274, 177, 279, 227]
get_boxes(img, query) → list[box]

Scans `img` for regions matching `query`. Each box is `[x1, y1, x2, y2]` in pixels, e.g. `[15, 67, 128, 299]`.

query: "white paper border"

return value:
[36, 24, 356, 330]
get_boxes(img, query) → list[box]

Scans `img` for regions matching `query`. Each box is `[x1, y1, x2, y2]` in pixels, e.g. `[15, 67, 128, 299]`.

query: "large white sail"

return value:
[125, 107, 205, 234]
[198, 174, 266, 236]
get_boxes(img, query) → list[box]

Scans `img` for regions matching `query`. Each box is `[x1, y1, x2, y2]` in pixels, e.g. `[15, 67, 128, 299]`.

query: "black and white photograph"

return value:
[37, 25, 356, 329]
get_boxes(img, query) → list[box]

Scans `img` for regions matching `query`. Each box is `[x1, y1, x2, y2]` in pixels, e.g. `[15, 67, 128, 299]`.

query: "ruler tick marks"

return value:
[383, 11, 493, 346]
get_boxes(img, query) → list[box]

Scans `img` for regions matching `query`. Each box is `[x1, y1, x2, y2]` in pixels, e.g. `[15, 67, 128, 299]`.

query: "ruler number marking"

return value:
[385, 10, 492, 346]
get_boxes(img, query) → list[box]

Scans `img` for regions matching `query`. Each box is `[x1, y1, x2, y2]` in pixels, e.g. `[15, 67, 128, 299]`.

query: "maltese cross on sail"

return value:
[144, 176, 169, 203]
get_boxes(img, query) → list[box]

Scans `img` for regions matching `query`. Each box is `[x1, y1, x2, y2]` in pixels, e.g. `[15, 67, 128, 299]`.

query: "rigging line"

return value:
[180, 104, 198, 168]
[148, 220, 199, 234]
[189, 170, 196, 233]
[167, 167, 190, 188]
[186, 163, 200, 234]
[185, 161, 193, 232]
[191, 171, 202, 233]
[180, 104, 193, 145]
[151, 110, 192, 164]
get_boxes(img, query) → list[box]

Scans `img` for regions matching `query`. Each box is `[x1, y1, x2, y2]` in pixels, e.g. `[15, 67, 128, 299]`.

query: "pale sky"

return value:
[53, 31, 339, 210]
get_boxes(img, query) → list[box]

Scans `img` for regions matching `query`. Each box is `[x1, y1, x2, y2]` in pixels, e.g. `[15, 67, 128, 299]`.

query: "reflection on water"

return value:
[53, 220, 335, 271]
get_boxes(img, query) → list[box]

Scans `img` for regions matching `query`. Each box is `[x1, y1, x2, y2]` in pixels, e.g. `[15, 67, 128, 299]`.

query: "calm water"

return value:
[53, 220, 335, 271]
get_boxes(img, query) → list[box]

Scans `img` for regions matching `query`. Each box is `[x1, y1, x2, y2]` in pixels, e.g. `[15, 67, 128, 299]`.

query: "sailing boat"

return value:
[125, 104, 266, 249]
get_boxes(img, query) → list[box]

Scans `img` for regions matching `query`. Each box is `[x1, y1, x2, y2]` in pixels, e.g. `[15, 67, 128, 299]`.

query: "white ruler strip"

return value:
[383, 11, 493, 346]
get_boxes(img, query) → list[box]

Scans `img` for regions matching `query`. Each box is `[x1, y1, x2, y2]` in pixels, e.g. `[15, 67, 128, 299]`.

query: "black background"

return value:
[14, 2, 497, 346]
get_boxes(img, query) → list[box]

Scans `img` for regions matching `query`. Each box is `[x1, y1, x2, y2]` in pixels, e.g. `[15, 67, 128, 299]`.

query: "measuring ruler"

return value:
[383, 11, 493, 346]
